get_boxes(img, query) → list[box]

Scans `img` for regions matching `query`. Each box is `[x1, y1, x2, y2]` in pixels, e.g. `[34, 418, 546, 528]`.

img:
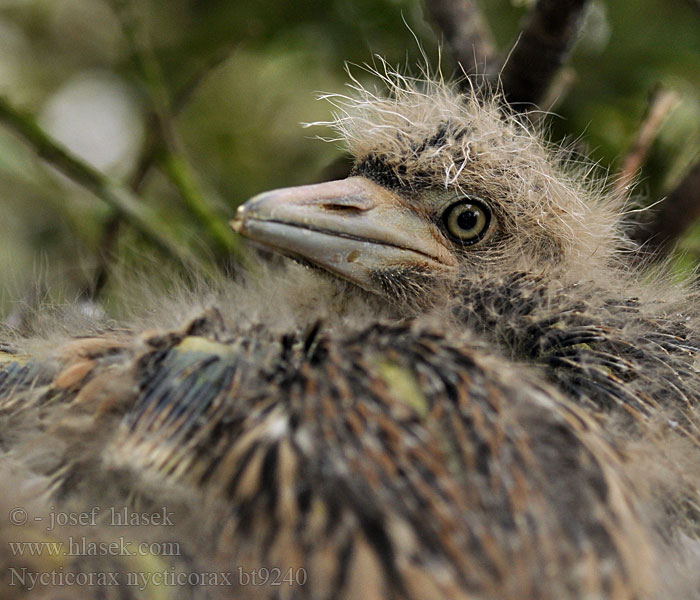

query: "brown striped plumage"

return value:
[2, 66, 700, 599]
[0, 315, 667, 599]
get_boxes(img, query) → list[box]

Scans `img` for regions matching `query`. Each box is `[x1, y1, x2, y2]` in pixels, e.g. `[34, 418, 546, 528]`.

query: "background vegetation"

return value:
[0, 0, 698, 320]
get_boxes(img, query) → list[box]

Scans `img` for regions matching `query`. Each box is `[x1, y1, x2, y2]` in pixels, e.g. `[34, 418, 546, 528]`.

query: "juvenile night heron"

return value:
[2, 66, 700, 599]
[232, 67, 700, 446]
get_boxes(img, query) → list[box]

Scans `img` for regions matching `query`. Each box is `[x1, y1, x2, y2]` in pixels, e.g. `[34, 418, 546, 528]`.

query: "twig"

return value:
[88, 111, 158, 300]
[0, 95, 205, 273]
[615, 87, 680, 197]
[161, 153, 239, 256]
[111, 0, 239, 258]
[90, 213, 122, 299]
[90, 42, 240, 298]
[128, 112, 162, 194]
[424, 0, 498, 82]
[88, 1, 239, 297]
[128, 43, 240, 195]
[634, 157, 700, 254]
[500, 0, 591, 109]
[172, 41, 240, 115]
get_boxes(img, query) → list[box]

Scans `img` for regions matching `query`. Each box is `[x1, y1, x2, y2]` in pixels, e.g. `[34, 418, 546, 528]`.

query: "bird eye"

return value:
[441, 198, 491, 245]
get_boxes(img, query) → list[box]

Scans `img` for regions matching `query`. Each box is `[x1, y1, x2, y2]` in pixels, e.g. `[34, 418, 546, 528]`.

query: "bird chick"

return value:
[232, 67, 622, 303]
[231, 63, 700, 593]
[232, 64, 700, 437]
[2, 64, 700, 600]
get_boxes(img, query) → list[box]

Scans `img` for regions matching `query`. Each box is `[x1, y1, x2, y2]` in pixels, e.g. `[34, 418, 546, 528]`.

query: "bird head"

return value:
[232, 67, 622, 306]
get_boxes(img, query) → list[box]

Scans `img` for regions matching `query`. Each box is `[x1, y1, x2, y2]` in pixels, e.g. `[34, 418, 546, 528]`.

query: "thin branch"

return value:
[161, 153, 239, 257]
[111, 0, 239, 258]
[90, 43, 240, 299]
[500, 0, 591, 109]
[634, 157, 700, 253]
[0, 95, 205, 273]
[172, 41, 240, 115]
[90, 213, 122, 299]
[89, 112, 159, 300]
[424, 0, 498, 82]
[129, 43, 240, 194]
[615, 87, 680, 197]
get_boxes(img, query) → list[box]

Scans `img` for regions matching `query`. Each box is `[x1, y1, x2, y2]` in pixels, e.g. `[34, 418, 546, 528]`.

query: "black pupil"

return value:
[457, 208, 479, 231]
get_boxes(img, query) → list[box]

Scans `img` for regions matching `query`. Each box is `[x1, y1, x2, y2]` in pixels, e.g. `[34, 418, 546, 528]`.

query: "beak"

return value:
[231, 176, 457, 294]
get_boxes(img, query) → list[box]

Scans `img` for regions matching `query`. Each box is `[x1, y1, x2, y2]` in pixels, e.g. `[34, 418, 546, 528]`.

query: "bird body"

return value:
[0, 313, 664, 600]
[2, 65, 700, 599]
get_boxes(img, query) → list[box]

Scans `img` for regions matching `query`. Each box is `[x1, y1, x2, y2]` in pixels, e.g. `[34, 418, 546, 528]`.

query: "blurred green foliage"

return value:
[0, 0, 698, 316]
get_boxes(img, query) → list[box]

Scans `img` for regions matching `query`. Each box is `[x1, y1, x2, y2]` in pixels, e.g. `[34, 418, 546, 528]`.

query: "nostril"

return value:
[321, 203, 366, 214]
[318, 193, 374, 213]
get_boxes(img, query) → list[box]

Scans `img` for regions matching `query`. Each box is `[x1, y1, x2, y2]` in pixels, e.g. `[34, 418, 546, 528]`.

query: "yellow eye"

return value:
[441, 198, 491, 245]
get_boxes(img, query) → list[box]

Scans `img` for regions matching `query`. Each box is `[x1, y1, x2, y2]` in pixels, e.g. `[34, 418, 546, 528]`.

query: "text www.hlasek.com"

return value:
[8, 536, 180, 557]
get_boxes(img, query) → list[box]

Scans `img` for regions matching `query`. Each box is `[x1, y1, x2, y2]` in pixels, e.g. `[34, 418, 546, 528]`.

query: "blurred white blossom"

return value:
[39, 72, 144, 178]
